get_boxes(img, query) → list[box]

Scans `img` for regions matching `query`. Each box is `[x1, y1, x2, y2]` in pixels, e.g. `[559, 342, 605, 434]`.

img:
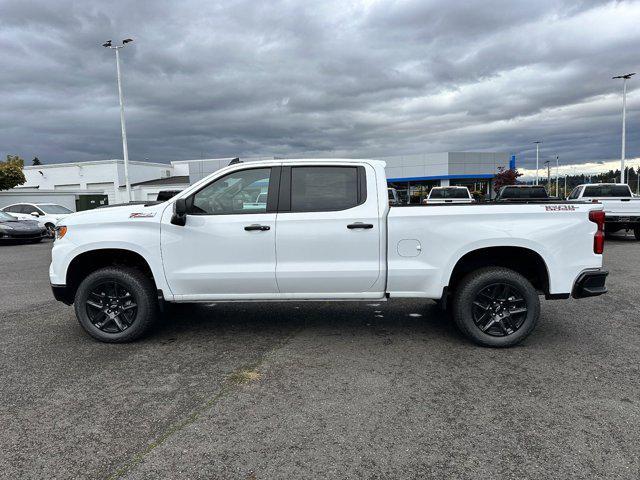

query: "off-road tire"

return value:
[452, 267, 540, 348]
[74, 267, 158, 343]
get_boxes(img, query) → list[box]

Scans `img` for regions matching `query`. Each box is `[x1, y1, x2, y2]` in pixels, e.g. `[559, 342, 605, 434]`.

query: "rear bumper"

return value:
[572, 270, 608, 299]
[51, 284, 73, 305]
[604, 214, 640, 229]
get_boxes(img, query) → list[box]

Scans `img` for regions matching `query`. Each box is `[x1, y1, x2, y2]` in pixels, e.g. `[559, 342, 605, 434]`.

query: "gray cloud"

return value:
[0, 0, 638, 169]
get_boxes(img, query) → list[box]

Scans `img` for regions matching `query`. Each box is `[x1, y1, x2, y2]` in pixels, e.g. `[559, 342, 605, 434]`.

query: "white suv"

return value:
[2, 203, 73, 237]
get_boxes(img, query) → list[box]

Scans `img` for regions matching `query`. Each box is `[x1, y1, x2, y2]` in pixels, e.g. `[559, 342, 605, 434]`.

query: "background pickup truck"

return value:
[425, 186, 473, 204]
[50, 159, 608, 347]
[495, 185, 552, 201]
[567, 183, 640, 239]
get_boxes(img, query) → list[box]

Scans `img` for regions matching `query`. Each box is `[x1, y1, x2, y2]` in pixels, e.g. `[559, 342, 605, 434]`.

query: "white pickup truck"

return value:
[50, 159, 608, 347]
[567, 183, 640, 239]
[425, 186, 474, 204]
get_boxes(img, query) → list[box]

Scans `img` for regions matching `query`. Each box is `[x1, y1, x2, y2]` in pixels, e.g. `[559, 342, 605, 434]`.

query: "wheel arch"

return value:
[65, 248, 158, 303]
[447, 246, 551, 296]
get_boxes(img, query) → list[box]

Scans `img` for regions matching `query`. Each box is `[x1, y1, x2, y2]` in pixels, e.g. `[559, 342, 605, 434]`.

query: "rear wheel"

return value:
[452, 267, 540, 347]
[74, 267, 158, 342]
[634, 226, 640, 241]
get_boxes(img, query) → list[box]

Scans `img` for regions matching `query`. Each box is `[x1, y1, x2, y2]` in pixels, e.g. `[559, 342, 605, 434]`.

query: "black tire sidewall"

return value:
[634, 226, 640, 241]
[453, 267, 540, 347]
[74, 267, 157, 342]
[45, 223, 56, 238]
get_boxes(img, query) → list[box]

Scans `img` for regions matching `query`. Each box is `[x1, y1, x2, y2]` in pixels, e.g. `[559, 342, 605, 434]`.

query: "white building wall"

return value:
[378, 152, 449, 179]
[0, 191, 86, 211]
[22, 160, 176, 205]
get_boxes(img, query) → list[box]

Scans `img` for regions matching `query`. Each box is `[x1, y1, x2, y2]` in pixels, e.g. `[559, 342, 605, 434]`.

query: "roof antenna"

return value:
[228, 157, 241, 165]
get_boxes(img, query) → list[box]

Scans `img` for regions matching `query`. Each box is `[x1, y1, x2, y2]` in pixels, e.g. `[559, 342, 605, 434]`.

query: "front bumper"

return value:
[51, 284, 73, 305]
[0, 232, 47, 241]
[572, 270, 608, 299]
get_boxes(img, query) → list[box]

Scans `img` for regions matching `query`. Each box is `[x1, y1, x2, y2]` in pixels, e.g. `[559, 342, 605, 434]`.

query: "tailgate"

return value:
[599, 199, 640, 216]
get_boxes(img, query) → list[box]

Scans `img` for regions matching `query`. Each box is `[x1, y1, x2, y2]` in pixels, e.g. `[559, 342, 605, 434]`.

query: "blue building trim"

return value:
[386, 174, 495, 183]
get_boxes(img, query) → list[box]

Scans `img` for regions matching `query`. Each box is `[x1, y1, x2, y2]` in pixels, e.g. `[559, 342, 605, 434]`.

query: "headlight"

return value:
[0, 224, 14, 230]
[55, 226, 67, 239]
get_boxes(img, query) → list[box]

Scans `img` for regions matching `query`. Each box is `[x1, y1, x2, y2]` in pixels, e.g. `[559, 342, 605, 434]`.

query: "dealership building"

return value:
[381, 151, 511, 203]
[1, 151, 512, 210]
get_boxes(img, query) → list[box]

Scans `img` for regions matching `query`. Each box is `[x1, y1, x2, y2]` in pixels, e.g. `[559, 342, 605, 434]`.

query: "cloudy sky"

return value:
[0, 0, 638, 169]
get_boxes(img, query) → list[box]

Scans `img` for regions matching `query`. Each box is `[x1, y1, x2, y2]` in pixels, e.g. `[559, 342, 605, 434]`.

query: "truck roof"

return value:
[577, 183, 629, 187]
[501, 185, 545, 188]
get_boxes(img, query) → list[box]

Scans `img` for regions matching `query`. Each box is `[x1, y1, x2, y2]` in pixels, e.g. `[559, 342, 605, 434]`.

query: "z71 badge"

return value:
[129, 212, 156, 218]
[544, 205, 576, 211]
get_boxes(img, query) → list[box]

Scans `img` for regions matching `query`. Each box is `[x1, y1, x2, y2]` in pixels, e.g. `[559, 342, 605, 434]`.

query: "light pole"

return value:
[533, 141, 542, 185]
[555, 155, 560, 197]
[613, 73, 635, 184]
[103, 38, 134, 202]
[544, 160, 551, 192]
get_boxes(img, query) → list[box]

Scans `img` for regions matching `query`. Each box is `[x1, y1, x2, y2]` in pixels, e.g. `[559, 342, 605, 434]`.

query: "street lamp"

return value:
[544, 160, 551, 192]
[613, 73, 635, 184]
[533, 141, 542, 185]
[555, 155, 560, 197]
[103, 38, 134, 202]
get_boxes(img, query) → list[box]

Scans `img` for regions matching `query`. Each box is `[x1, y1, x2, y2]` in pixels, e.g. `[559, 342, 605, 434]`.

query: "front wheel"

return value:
[452, 267, 540, 347]
[74, 267, 158, 342]
[45, 223, 56, 238]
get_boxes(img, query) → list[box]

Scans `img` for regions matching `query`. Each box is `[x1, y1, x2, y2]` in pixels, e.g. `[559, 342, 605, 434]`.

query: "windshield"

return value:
[38, 204, 72, 214]
[0, 211, 17, 221]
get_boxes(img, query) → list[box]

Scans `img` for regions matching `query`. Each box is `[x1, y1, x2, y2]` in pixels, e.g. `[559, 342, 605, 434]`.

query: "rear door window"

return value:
[289, 166, 363, 212]
[568, 187, 581, 200]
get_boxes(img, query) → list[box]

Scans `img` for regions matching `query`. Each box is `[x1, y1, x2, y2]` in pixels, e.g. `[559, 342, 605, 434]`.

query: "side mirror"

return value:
[30, 211, 40, 217]
[171, 198, 187, 226]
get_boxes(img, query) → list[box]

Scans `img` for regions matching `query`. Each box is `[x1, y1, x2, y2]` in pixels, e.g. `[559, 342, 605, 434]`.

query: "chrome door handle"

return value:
[244, 224, 270, 231]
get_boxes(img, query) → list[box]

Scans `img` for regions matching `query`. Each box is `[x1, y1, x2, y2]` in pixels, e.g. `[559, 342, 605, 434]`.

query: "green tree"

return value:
[0, 155, 26, 191]
[32, 156, 42, 166]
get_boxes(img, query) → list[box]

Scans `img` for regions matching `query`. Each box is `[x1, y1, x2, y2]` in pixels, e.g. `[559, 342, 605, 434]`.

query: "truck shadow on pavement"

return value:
[152, 300, 462, 346]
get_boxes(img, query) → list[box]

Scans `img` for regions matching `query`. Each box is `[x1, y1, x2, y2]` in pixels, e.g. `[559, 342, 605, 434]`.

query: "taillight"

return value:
[589, 210, 605, 254]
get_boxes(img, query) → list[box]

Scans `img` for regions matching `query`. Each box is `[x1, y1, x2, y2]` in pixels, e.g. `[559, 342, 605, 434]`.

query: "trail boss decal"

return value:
[129, 212, 156, 218]
[544, 205, 576, 211]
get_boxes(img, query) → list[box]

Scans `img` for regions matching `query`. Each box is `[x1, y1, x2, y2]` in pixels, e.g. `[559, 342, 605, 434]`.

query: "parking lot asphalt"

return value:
[0, 237, 638, 479]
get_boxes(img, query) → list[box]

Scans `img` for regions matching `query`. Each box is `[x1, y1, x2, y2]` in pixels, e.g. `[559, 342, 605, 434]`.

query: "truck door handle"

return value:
[244, 224, 270, 231]
[347, 222, 374, 229]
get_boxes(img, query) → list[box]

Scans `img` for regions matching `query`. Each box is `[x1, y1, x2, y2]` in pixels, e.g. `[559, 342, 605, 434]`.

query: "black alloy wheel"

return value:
[85, 280, 138, 333]
[471, 283, 528, 337]
[452, 267, 540, 347]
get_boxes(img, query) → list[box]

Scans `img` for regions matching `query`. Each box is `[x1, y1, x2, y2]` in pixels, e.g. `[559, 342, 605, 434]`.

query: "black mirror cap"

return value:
[171, 198, 187, 226]
[174, 198, 187, 214]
